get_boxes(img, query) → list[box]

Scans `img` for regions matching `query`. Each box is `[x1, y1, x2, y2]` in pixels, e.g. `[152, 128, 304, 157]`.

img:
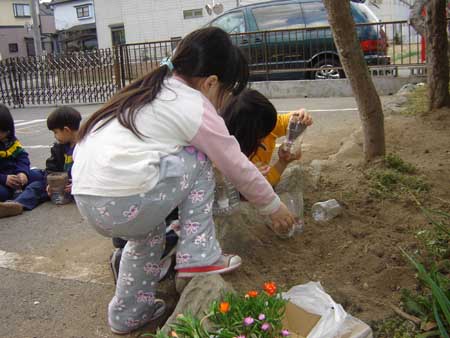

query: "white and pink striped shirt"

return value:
[72, 76, 280, 215]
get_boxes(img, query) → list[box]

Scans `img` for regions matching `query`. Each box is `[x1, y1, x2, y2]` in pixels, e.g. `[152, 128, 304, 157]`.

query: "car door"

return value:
[249, 2, 306, 74]
[210, 10, 266, 76]
[300, 1, 338, 70]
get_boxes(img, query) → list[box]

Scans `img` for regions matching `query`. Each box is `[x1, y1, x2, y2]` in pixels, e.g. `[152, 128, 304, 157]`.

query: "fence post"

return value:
[8, 58, 23, 108]
[113, 46, 122, 89]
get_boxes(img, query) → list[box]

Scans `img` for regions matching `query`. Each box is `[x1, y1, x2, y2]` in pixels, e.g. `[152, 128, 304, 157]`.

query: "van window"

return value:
[252, 3, 304, 31]
[212, 11, 246, 33]
[300, 2, 329, 28]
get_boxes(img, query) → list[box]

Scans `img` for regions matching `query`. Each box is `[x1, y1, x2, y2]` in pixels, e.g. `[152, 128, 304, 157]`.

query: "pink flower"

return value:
[281, 329, 290, 336]
[261, 323, 270, 331]
[258, 313, 266, 321]
[243, 317, 254, 326]
[236, 336, 246, 338]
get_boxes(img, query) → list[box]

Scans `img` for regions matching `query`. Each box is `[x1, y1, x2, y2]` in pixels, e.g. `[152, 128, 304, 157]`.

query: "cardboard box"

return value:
[282, 301, 372, 338]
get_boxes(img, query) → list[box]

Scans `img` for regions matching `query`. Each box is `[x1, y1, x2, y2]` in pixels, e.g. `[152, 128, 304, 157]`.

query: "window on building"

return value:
[76, 5, 90, 19]
[13, 3, 31, 17]
[183, 8, 203, 19]
[9, 43, 19, 53]
[111, 25, 126, 46]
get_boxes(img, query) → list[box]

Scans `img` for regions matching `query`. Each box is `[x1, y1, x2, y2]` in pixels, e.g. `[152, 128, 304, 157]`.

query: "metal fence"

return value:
[1, 20, 428, 107]
[0, 49, 117, 107]
[117, 20, 426, 83]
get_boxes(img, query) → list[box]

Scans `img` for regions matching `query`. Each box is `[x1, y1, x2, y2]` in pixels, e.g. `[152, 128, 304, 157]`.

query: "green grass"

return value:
[404, 85, 429, 116]
[385, 153, 416, 174]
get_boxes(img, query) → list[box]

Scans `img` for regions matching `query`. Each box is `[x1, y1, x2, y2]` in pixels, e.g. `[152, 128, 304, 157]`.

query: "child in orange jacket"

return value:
[222, 89, 312, 186]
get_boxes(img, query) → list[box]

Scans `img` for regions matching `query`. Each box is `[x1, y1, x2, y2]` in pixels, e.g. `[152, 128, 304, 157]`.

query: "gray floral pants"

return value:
[75, 147, 221, 332]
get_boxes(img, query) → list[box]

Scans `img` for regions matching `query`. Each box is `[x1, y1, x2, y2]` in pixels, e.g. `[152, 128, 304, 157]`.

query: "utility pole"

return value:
[30, 0, 43, 56]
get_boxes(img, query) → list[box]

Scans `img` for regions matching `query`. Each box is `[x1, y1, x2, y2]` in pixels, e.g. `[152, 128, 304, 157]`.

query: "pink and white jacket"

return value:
[72, 76, 280, 215]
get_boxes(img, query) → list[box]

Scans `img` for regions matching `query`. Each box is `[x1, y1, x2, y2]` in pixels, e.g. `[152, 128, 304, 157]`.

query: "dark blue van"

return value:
[207, 0, 390, 80]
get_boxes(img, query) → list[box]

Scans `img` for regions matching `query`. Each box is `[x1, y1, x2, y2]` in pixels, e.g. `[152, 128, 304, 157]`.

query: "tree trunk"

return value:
[426, 0, 450, 110]
[323, 0, 385, 161]
[410, 0, 427, 37]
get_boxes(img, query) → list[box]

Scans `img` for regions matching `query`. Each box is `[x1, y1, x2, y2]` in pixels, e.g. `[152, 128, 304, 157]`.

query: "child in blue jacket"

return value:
[0, 104, 46, 217]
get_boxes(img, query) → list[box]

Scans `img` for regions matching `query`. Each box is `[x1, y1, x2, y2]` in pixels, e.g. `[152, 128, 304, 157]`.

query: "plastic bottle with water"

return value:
[312, 199, 342, 222]
[282, 114, 308, 154]
[269, 192, 304, 239]
[213, 169, 240, 216]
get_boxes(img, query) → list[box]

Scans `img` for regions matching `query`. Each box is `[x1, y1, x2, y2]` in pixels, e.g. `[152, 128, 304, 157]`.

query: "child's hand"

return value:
[64, 183, 72, 194]
[292, 109, 313, 126]
[6, 175, 21, 189]
[278, 146, 302, 164]
[255, 162, 270, 177]
[46, 184, 52, 197]
[17, 173, 28, 187]
[269, 202, 295, 235]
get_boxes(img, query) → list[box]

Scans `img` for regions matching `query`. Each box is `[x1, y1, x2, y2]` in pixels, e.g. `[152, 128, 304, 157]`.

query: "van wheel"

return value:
[313, 59, 345, 80]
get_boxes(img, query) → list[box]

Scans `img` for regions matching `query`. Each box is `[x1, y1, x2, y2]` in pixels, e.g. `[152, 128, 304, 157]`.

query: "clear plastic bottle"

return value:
[283, 114, 308, 153]
[47, 172, 72, 205]
[269, 192, 304, 239]
[312, 199, 342, 222]
[213, 169, 240, 216]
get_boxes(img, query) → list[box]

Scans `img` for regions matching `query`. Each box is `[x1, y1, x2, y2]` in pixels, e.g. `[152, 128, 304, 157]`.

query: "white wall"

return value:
[95, 0, 239, 49]
[53, 0, 95, 30]
[94, 0, 121, 49]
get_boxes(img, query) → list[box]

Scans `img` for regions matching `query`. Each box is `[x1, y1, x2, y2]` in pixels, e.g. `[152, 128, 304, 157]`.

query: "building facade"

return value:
[0, 0, 56, 59]
[94, 0, 240, 49]
[50, 0, 97, 51]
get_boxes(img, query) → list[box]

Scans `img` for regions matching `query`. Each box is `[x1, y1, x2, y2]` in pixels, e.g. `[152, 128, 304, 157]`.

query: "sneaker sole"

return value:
[0, 203, 23, 218]
[176, 261, 241, 278]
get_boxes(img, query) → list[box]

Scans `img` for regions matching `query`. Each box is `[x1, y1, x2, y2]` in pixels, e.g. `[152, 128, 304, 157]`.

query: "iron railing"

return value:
[117, 20, 426, 83]
[0, 20, 430, 107]
[0, 49, 117, 107]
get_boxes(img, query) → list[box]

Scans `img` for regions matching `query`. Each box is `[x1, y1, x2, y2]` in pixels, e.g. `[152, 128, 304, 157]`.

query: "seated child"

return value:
[221, 89, 313, 186]
[0, 104, 46, 218]
[0, 105, 81, 218]
[45, 106, 81, 197]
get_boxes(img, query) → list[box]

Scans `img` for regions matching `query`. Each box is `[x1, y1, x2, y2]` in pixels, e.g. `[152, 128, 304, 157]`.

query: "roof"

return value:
[50, 0, 91, 5]
[64, 22, 96, 32]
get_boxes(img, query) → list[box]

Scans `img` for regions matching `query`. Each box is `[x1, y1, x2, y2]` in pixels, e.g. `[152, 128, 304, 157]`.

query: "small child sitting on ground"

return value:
[0, 105, 81, 218]
[0, 104, 46, 218]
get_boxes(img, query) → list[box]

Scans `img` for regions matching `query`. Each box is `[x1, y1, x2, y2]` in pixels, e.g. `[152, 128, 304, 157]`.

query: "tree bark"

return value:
[410, 0, 427, 37]
[426, 0, 450, 110]
[323, 0, 385, 161]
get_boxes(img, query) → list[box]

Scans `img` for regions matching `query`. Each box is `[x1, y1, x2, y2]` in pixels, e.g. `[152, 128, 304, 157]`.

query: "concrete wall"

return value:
[93, 0, 121, 49]
[250, 76, 425, 99]
[53, 0, 95, 30]
[95, 0, 238, 49]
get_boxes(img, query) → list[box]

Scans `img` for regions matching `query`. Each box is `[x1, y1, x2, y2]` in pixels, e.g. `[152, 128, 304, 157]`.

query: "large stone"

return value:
[161, 275, 234, 334]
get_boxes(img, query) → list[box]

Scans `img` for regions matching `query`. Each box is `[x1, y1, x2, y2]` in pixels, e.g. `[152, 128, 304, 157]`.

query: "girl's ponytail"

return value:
[78, 27, 249, 141]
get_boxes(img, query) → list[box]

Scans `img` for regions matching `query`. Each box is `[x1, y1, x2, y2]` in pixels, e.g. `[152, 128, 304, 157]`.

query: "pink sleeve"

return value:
[190, 100, 280, 215]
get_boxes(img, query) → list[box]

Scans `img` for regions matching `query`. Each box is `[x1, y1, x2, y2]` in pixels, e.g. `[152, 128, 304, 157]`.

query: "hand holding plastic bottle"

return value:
[269, 202, 296, 235]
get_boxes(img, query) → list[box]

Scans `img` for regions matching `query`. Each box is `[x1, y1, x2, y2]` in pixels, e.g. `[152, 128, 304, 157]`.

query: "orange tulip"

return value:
[246, 290, 259, 298]
[219, 301, 230, 313]
[263, 281, 277, 296]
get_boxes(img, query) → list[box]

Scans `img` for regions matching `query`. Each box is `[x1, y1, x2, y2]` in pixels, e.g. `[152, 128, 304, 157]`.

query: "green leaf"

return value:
[432, 300, 450, 338]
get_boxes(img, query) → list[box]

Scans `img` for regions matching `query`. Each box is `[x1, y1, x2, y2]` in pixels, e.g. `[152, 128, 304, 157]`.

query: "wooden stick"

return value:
[389, 303, 422, 325]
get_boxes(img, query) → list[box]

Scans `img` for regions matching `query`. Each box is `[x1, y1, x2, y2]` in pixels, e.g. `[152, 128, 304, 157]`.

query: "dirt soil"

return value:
[216, 106, 450, 329]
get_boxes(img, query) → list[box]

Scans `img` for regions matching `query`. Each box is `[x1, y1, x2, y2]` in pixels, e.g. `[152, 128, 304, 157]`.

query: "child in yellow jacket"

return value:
[222, 89, 312, 186]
